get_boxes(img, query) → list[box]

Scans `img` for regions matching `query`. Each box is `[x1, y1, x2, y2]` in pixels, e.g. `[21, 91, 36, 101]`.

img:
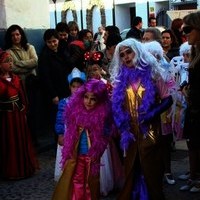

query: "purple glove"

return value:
[138, 111, 155, 124]
[139, 95, 173, 124]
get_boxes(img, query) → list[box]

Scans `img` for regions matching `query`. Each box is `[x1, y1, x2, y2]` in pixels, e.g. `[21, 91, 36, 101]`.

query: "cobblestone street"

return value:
[1, 140, 200, 200]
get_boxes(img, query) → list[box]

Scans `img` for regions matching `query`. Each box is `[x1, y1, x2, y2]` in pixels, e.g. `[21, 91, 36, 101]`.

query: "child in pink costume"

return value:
[52, 79, 113, 200]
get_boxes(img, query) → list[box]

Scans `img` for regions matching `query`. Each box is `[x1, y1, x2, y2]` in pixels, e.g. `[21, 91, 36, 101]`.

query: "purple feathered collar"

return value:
[112, 65, 157, 149]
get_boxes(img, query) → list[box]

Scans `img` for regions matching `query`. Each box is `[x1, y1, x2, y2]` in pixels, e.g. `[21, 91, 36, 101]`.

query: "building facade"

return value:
[49, 0, 171, 32]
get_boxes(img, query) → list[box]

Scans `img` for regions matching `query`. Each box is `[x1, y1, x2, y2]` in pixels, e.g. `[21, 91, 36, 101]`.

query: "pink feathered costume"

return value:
[52, 79, 113, 200]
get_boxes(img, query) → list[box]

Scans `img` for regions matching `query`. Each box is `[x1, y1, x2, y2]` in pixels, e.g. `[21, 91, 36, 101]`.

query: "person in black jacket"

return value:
[179, 11, 200, 193]
[56, 22, 70, 58]
[38, 29, 72, 143]
[126, 16, 143, 41]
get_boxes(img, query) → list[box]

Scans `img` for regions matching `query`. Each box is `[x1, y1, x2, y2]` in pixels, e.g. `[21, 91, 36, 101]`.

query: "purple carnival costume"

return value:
[111, 38, 172, 200]
[52, 79, 113, 200]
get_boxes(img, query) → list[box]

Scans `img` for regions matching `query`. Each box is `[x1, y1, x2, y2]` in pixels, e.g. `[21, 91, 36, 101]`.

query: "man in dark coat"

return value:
[126, 16, 144, 41]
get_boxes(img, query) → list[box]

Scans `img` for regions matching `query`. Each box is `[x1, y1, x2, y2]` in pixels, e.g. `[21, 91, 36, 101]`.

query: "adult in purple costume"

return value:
[110, 38, 172, 200]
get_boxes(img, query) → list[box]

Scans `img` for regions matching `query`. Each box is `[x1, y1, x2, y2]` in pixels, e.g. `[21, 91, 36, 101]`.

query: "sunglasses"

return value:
[119, 48, 133, 58]
[182, 26, 194, 34]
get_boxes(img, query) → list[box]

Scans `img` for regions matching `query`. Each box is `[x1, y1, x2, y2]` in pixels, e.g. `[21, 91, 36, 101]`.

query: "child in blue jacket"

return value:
[54, 67, 86, 181]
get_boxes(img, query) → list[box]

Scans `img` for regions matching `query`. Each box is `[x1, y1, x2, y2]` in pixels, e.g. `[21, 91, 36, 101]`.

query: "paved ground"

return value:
[1, 139, 200, 200]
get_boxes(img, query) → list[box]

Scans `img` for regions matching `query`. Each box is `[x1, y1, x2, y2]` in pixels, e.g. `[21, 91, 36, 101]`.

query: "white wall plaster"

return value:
[3, 0, 50, 29]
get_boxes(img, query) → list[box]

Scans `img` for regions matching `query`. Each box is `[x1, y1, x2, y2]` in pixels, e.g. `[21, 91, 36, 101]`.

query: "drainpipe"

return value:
[147, 0, 149, 21]
[112, 0, 116, 26]
[80, 0, 83, 29]
[52, 0, 57, 26]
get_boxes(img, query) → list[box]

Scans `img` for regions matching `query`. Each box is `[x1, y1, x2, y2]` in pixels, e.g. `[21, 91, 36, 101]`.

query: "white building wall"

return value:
[115, 5, 131, 31]
[2, 0, 50, 29]
[136, 2, 148, 28]
[49, 4, 64, 28]
[104, 8, 114, 27]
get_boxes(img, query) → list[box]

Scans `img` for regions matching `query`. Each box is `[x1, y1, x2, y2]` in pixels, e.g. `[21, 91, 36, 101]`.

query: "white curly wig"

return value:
[109, 38, 160, 84]
[143, 41, 164, 61]
[179, 41, 191, 56]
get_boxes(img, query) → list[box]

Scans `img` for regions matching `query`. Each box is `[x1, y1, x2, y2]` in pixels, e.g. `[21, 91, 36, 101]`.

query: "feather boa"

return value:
[112, 65, 157, 151]
[61, 98, 111, 175]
